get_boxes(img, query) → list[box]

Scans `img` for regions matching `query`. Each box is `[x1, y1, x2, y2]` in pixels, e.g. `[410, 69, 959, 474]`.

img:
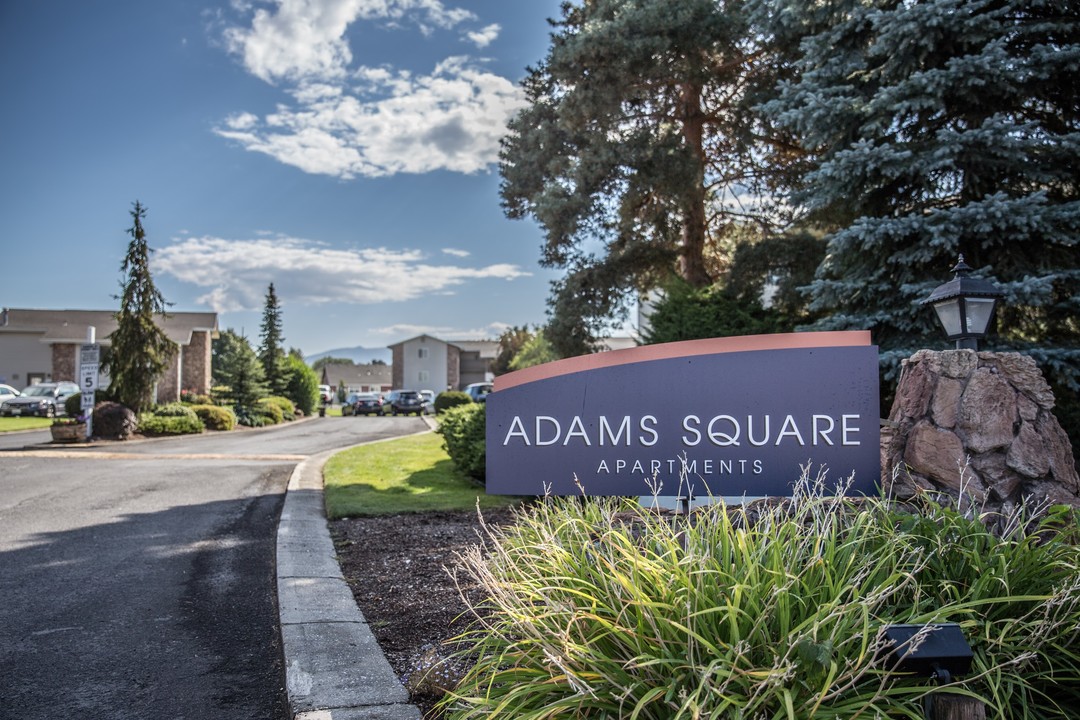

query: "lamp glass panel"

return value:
[933, 299, 963, 337]
[964, 297, 996, 336]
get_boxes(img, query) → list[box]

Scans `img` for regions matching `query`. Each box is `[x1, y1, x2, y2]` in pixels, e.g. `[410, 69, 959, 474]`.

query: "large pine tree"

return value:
[500, 0, 783, 356]
[108, 201, 177, 414]
[762, 0, 1080, 387]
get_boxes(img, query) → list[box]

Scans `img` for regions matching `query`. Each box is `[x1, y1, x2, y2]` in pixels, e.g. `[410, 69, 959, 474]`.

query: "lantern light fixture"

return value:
[922, 255, 1004, 350]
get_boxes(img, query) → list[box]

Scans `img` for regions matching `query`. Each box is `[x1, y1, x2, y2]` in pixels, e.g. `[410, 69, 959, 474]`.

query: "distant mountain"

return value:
[307, 345, 392, 366]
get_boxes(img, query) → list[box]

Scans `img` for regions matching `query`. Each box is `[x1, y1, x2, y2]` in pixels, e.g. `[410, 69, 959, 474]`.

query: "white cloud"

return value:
[371, 321, 510, 340]
[217, 0, 523, 178]
[465, 23, 499, 48]
[441, 247, 469, 257]
[156, 235, 529, 312]
[215, 58, 524, 177]
[223, 0, 477, 84]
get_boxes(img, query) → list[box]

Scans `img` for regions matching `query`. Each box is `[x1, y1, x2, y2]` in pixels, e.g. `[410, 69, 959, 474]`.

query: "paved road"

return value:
[0, 415, 427, 720]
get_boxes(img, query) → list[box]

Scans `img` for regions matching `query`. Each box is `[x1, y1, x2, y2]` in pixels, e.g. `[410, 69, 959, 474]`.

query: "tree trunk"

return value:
[678, 81, 711, 288]
[932, 694, 985, 720]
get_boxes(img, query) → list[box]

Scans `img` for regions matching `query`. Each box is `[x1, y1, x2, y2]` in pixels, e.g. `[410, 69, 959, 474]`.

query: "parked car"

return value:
[341, 392, 361, 416]
[419, 390, 435, 415]
[352, 393, 385, 416]
[318, 384, 333, 404]
[464, 382, 493, 403]
[383, 390, 402, 411]
[0, 381, 79, 417]
[390, 390, 426, 416]
[0, 384, 20, 404]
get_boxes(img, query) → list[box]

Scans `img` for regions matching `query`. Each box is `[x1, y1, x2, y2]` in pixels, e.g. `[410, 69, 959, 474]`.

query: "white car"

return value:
[318, 384, 333, 403]
[0, 384, 20, 404]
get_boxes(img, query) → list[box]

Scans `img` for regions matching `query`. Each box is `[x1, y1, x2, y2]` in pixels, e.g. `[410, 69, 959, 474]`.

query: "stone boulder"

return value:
[883, 350, 1079, 524]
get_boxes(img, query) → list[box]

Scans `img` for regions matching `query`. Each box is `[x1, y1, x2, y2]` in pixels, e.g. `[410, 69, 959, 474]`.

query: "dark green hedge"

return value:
[436, 403, 486, 482]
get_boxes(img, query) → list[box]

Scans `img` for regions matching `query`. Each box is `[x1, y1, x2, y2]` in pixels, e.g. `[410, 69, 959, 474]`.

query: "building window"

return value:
[418, 347, 429, 359]
[418, 370, 429, 383]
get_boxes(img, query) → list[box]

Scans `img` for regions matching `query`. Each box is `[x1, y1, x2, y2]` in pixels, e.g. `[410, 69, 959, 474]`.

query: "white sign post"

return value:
[79, 327, 100, 440]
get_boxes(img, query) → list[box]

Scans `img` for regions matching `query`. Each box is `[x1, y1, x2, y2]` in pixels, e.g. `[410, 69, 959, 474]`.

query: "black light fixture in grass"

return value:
[883, 623, 973, 719]
[883, 623, 973, 682]
[922, 255, 1004, 350]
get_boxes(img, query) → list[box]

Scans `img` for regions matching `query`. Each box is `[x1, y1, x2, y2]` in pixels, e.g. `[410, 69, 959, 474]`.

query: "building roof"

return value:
[0, 308, 219, 345]
[448, 339, 499, 358]
[320, 362, 392, 387]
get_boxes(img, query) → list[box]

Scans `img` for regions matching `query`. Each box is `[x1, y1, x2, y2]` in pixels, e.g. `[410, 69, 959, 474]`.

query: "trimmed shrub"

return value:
[180, 389, 213, 405]
[434, 390, 472, 414]
[442, 482, 1080, 719]
[260, 395, 295, 421]
[138, 405, 203, 436]
[92, 401, 138, 440]
[435, 403, 485, 481]
[152, 402, 195, 417]
[191, 404, 236, 431]
[238, 402, 281, 427]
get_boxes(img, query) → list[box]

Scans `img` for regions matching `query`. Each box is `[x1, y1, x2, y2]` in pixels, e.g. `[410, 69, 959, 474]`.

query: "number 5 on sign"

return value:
[80, 362, 99, 391]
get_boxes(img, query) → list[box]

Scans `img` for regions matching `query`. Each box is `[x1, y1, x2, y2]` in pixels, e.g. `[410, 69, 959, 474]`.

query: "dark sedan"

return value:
[0, 381, 80, 417]
[390, 390, 425, 416]
[352, 393, 385, 416]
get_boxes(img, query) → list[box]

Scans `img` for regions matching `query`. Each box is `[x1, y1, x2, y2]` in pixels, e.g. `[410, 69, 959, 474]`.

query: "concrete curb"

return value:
[278, 450, 422, 720]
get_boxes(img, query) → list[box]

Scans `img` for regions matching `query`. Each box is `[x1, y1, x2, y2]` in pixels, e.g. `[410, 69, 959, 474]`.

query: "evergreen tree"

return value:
[501, 0, 786, 352]
[493, 325, 535, 375]
[108, 201, 177, 414]
[212, 329, 267, 410]
[258, 282, 286, 395]
[760, 0, 1080, 389]
[509, 331, 558, 371]
[282, 354, 320, 416]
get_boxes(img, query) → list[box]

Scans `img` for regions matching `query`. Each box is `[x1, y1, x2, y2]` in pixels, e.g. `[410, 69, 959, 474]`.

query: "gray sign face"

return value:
[486, 343, 880, 497]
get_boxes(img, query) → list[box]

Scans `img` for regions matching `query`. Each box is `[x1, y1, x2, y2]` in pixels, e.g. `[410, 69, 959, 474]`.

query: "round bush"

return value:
[260, 396, 294, 421]
[138, 405, 203, 436]
[152, 402, 195, 417]
[92, 401, 138, 440]
[434, 403, 485, 481]
[238, 402, 281, 426]
[191, 404, 236, 431]
[434, 391, 472, 414]
[180, 390, 213, 405]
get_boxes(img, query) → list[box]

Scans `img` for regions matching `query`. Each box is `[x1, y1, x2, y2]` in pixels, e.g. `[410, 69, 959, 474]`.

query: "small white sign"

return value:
[81, 391, 96, 410]
[80, 363, 99, 391]
[80, 343, 100, 366]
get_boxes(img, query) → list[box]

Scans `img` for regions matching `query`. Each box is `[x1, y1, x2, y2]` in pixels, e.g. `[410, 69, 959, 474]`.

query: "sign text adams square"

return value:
[486, 332, 880, 498]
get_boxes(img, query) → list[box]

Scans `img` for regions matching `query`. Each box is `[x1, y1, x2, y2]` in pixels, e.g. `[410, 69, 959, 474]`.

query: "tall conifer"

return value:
[258, 282, 286, 395]
[108, 201, 177, 414]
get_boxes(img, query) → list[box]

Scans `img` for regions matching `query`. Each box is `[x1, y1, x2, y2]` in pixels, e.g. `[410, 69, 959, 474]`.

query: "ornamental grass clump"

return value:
[441, 472, 1080, 719]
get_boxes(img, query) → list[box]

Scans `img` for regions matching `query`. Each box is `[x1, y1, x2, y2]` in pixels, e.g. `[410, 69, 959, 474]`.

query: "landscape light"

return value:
[922, 255, 1004, 350]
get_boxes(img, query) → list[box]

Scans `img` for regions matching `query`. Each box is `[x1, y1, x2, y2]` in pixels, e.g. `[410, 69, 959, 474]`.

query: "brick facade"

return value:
[446, 345, 460, 390]
[391, 345, 404, 388]
[181, 330, 212, 395]
[51, 343, 77, 383]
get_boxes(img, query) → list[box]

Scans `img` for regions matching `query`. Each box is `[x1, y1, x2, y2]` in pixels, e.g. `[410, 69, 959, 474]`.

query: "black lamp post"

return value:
[922, 255, 1004, 351]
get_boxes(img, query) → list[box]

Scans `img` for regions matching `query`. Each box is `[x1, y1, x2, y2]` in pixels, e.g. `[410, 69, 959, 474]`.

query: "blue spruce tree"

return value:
[759, 0, 1080, 400]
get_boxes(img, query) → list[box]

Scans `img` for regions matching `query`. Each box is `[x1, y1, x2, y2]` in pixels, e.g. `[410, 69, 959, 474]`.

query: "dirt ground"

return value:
[329, 507, 518, 718]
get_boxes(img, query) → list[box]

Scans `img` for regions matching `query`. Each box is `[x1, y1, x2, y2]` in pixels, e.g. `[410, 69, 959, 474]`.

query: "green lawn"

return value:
[0, 416, 52, 432]
[323, 431, 523, 518]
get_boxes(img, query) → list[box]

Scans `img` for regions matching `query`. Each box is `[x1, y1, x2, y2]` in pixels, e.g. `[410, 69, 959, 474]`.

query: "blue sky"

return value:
[0, 0, 566, 358]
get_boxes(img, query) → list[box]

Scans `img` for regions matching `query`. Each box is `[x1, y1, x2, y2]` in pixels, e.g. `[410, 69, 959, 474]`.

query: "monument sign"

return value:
[486, 331, 880, 497]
